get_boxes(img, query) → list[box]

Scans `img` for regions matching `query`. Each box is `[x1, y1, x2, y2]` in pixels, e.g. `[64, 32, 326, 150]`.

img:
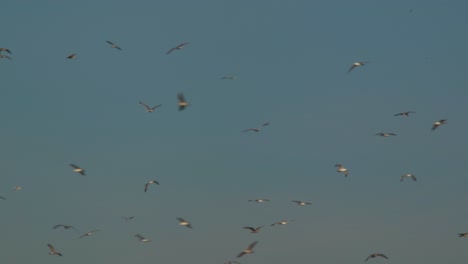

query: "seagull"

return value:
[122, 216, 135, 222]
[0, 195, 6, 200]
[177, 217, 192, 229]
[106, 40, 122, 50]
[221, 76, 237, 80]
[248, 199, 270, 203]
[0, 48, 12, 54]
[13, 186, 22, 191]
[47, 244, 62, 256]
[270, 220, 294, 226]
[400, 174, 416, 182]
[66, 53, 77, 59]
[243, 226, 264, 233]
[53, 225, 79, 233]
[236, 241, 258, 258]
[243, 122, 270, 133]
[144, 180, 160, 192]
[292, 200, 311, 206]
[167, 42, 190, 54]
[432, 119, 447, 131]
[335, 164, 349, 177]
[177, 93, 190, 111]
[0, 54, 12, 60]
[458, 233, 468, 237]
[347, 62, 368, 73]
[376, 133, 397, 137]
[394, 111, 415, 117]
[80, 230, 99, 238]
[135, 234, 151, 242]
[70, 164, 85, 175]
[365, 253, 389, 261]
[139, 101, 161, 113]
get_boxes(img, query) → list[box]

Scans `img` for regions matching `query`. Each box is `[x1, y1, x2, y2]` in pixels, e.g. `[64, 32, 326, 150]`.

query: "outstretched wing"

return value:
[139, 102, 151, 111]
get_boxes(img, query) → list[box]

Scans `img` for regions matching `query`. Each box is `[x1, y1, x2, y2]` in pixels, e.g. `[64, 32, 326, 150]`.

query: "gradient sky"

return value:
[1, 0, 468, 263]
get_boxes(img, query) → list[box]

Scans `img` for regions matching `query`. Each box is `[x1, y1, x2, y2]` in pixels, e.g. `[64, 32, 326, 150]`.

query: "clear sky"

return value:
[1, 0, 468, 263]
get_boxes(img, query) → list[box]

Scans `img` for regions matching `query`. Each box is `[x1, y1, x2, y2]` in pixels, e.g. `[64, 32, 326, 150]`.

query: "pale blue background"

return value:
[1, 1, 468, 263]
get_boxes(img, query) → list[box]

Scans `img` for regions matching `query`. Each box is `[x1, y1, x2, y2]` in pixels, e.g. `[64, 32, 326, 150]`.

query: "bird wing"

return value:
[47, 244, 56, 252]
[431, 124, 438, 130]
[177, 93, 186, 103]
[378, 254, 388, 259]
[411, 175, 417, 181]
[242, 128, 255, 133]
[151, 104, 162, 110]
[139, 101, 151, 110]
[166, 47, 176, 54]
[53, 225, 64, 229]
[394, 113, 403, 116]
[144, 183, 150, 192]
[135, 234, 144, 239]
[106, 40, 115, 45]
[247, 241, 258, 250]
[236, 252, 246, 258]
[177, 217, 186, 223]
[0, 196, 6, 200]
[243, 227, 255, 232]
[177, 42, 189, 48]
[261, 122, 270, 127]
[69, 164, 80, 169]
[347, 65, 357, 73]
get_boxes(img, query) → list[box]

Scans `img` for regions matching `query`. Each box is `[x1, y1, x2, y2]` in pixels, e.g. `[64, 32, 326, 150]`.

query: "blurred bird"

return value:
[47, 244, 62, 256]
[13, 186, 22, 191]
[236, 241, 258, 258]
[458, 233, 468, 237]
[167, 42, 190, 54]
[123, 216, 135, 222]
[243, 122, 270, 133]
[177, 93, 190, 111]
[221, 76, 237, 80]
[365, 253, 389, 261]
[53, 225, 79, 233]
[70, 164, 85, 175]
[347, 62, 368, 73]
[106, 40, 122, 50]
[432, 119, 447, 131]
[394, 111, 415, 117]
[80, 230, 99, 238]
[66, 53, 77, 59]
[0, 48, 12, 54]
[135, 234, 151, 242]
[144, 180, 160, 192]
[243, 226, 264, 233]
[376, 133, 397, 137]
[139, 101, 161, 113]
[400, 174, 416, 182]
[292, 200, 311, 206]
[335, 164, 349, 177]
[248, 199, 270, 203]
[0, 54, 12, 60]
[271, 220, 294, 226]
[177, 218, 192, 229]
[0, 195, 6, 200]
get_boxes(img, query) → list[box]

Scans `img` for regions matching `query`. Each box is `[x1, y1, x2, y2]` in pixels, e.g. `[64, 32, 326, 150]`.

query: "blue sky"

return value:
[1, 0, 468, 263]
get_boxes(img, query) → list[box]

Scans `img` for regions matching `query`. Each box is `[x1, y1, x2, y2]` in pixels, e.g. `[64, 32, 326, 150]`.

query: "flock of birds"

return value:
[0, 34, 464, 264]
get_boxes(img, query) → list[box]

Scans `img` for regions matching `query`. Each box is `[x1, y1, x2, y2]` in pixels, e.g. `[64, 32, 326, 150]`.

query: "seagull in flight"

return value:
[0, 54, 12, 60]
[248, 199, 270, 203]
[432, 119, 447, 131]
[292, 200, 311, 206]
[13, 186, 22, 191]
[144, 180, 160, 192]
[400, 174, 416, 182]
[177, 93, 190, 111]
[375, 133, 397, 137]
[106, 40, 122, 50]
[80, 230, 99, 238]
[139, 101, 161, 113]
[167, 42, 190, 54]
[53, 225, 79, 233]
[243, 226, 264, 233]
[347, 61, 368, 73]
[135, 234, 151, 242]
[271, 219, 294, 226]
[122, 216, 135, 222]
[221, 76, 237, 80]
[394, 111, 415, 117]
[458, 233, 468, 237]
[243, 122, 270, 133]
[47, 244, 62, 256]
[365, 253, 389, 261]
[67, 53, 77, 59]
[177, 217, 192, 229]
[335, 164, 349, 177]
[70, 164, 85, 175]
[236, 241, 258, 258]
[0, 48, 12, 54]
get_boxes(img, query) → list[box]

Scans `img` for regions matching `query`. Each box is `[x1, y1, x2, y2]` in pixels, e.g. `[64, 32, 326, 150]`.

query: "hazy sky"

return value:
[1, 1, 468, 263]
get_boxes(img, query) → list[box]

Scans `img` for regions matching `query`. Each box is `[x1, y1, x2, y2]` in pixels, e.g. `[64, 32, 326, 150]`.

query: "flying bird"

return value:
[248, 199, 270, 203]
[458, 233, 468, 237]
[221, 76, 237, 80]
[0, 195, 6, 200]
[123, 216, 135, 222]
[243, 122, 270, 133]
[144, 180, 160, 192]
[375, 133, 397, 137]
[47, 244, 62, 256]
[400, 174, 416, 182]
[243, 226, 264, 233]
[135, 234, 151, 242]
[66, 53, 77, 59]
[432, 119, 447, 131]
[271, 220, 294, 226]
[0, 48, 12, 54]
[394, 111, 415, 117]
[236, 241, 258, 258]
[335, 164, 349, 177]
[177, 217, 192, 229]
[139, 101, 161, 113]
[13, 186, 22, 191]
[365, 253, 389, 261]
[292, 200, 311, 206]
[70, 164, 85, 175]
[80, 230, 99, 238]
[177, 93, 190, 111]
[347, 62, 368, 73]
[53, 225, 79, 233]
[167, 42, 190, 54]
[0, 54, 12, 60]
[106, 40, 122, 50]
